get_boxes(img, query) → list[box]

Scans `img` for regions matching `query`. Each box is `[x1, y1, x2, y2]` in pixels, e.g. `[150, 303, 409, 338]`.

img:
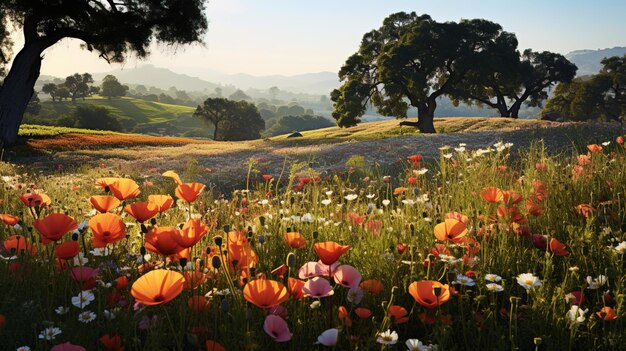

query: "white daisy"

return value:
[484, 274, 502, 283]
[486, 283, 504, 292]
[566, 305, 588, 324]
[78, 310, 96, 323]
[38, 327, 62, 340]
[71, 290, 95, 309]
[516, 273, 541, 290]
[54, 306, 69, 315]
[376, 329, 398, 345]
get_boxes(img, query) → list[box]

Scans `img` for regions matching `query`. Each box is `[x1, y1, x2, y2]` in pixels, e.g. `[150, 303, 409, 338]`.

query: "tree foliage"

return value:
[72, 105, 123, 131]
[100, 75, 128, 99]
[544, 55, 626, 121]
[63, 73, 95, 102]
[264, 115, 334, 137]
[0, 0, 208, 146]
[194, 97, 265, 141]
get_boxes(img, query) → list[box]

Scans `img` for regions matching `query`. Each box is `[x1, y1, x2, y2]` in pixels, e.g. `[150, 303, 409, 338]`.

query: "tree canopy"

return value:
[100, 75, 128, 99]
[0, 0, 209, 146]
[194, 97, 265, 141]
[331, 12, 578, 132]
[544, 55, 625, 121]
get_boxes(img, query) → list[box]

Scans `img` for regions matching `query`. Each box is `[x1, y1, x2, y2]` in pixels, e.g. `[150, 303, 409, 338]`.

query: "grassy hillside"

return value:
[33, 97, 213, 137]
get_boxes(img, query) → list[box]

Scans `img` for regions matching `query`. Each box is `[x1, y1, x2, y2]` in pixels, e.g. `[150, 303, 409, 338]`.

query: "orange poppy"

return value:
[243, 279, 289, 308]
[172, 219, 209, 248]
[100, 334, 123, 351]
[124, 201, 159, 223]
[162, 170, 183, 185]
[393, 187, 408, 195]
[89, 196, 121, 213]
[188, 295, 210, 312]
[587, 144, 603, 153]
[131, 269, 185, 306]
[360, 279, 384, 295]
[55, 241, 80, 260]
[183, 271, 207, 290]
[338, 305, 352, 326]
[3, 235, 37, 255]
[89, 213, 126, 248]
[314, 241, 351, 265]
[288, 277, 305, 300]
[108, 178, 141, 200]
[95, 177, 122, 188]
[18, 192, 51, 208]
[388, 305, 409, 324]
[445, 211, 469, 225]
[433, 218, 467, 242]
[144, 227, 185, 256]
[148, 195, 174, 213]
[227, 231, 259, 270]
[206, 340, 226, 351]
[284, 232, 307, 249]
[0, 214, 19, 226]
[525, 197, 543, 216]
[596, 306, 618, 321]
[175, 182, 205, 203]
[408, 280, 451, 309]
[33, 213, 78, 244]
[480, 187, 504, 203]
[549, 238, 569, 256]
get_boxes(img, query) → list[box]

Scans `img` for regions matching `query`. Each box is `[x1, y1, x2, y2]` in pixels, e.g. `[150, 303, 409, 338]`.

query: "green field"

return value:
[35, 97, 214, 137]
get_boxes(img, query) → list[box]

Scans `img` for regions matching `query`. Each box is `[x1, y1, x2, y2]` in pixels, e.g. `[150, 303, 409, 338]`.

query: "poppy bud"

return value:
[290, 197, 295, 205]
[258, 235, 265, 244]
[71, 233, 79, 241]
[140, 224, 148, 234]
[223, 225, 230, 233]
[313, 231, 319, 240]
[150, 218, 157, 226]
[410, 223, 415, 233]
[140, 246, 146, 255]
[220, 298, 230, 313]
[249, 267, 256, 277]
[247, 231, 253, 239]
[286, 252, 296, 268]
[259, 216, 266, 226]
[179, 258, 188, 269]
[214, 236, 223, 247]
[433, 286, 442, 297]
[211, 256, 221, 269]
[286, 227, 292, 233]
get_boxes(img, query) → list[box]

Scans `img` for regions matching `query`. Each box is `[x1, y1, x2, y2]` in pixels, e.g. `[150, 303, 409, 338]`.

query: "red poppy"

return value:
[243, 279, 289, 308]
[0, 214, 19, 226]
[206, 340, 226, 351]
[100, 334, 123, 351]
[360, 279, 384, 295]
[433, 218, 468, 242]
[148, 194, 174, 213]
[587, 144, 603, 153]
[314, 241, 351, 265]
[33, 213, 78, 245]
[175, 183, 205, 203]
[108, 178, 141, 200]
[124, 201, 159, 222]
[284, 232, 307, 249]
[55, 241, 80, 260]
[188, 295, 210, 312]
[388, 305, 409, 324]
[88, 213, 126, 248]
[355, 307, 372, 319]
[480, 187, 504, 203]
[18, 192, 51, 208]
[617, 136, 624, 145]
[145, 227, 185, 257]
[50, 342, 86, 351]
[393, 187, 407, 195]
[89, 196, 121, 213]
[549, 238, 569, 256]
[131, 269, 185, 306]
[338, 305, 352, 326]
[262, 174, 273, 181]
[502, 190, 523, 205]
[183, 271, 207, 290]
[408, 280, 451, 308]
[3, 235, 36, 256]
[172, 219, 209, 248]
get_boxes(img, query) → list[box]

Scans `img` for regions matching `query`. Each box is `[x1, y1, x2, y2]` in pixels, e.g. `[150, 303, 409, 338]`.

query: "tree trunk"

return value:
[0, 43, 45, 147]
[508, 100, 523, 118]
[213, 122, 219, 140]
[399, 104, 436, 133]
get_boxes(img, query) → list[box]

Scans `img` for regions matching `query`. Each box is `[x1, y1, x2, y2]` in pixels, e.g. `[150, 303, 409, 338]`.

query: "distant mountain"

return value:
[565, 47, 626, 76]
[192, 70, 340, 94]
[91, 65, 219, 92]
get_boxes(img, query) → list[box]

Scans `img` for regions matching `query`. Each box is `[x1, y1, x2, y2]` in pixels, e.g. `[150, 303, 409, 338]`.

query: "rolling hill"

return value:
[34, 97, 214, 137]
[566, 47, 626, 76]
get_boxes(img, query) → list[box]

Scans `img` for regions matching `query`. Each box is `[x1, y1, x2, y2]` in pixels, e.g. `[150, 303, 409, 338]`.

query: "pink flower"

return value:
[263, 314, 292, 342]
[333, 265, 362, 288]
[70, 267, 100, 283]
[303, 277, 334, 298]
[268, 305, 289, 318]
[298, 261, 338, 279]
[51, 342, 86, 351]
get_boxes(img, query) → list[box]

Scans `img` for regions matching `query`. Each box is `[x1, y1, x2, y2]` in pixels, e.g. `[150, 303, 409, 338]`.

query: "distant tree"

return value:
[25, 91, 41, 115]
[194, 97, 264, 141]
[269, 86, 280, 99]
[544, 55, 625, 121]
[135, 85, 148, 94]
[73, 105, 123, 131]
[214, 87, 223, 97]
[41, 83, 58, 102]
[100, 75, 128, 99]
[64, 73, 95, 102]
[259, 109, 276, 120]
[229, 89, 251, 101]
[0, 0, 209, 146]
[56, 86, 70, 101]
[158, 93, 176, 104]
[331, 12, 513, 132]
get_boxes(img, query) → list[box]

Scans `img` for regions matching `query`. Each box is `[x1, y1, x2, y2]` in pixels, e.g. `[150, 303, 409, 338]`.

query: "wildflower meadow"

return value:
[1, 138, 626, 351]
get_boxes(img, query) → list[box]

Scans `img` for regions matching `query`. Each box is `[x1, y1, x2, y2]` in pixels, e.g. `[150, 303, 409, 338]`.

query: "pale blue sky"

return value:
[33, 0, 626, 77]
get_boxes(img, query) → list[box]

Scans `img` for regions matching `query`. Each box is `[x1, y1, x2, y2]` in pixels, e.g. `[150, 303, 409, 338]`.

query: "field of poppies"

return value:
[1, 137, 626, 351]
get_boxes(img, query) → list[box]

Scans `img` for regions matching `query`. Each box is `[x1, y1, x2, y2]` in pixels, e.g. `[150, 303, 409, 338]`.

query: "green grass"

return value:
[18, 124, 126, 137]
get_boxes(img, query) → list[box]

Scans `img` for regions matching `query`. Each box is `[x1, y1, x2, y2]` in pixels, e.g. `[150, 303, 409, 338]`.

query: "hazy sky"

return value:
[18, 0, 626, 77]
